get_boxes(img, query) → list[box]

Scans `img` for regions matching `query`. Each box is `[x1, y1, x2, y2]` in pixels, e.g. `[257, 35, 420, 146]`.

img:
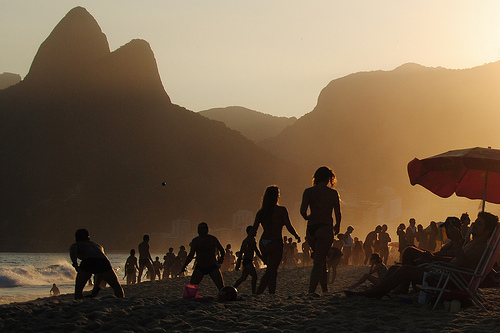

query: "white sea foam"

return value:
[0, 262, 75, 288]
[0, 253, 128, 304]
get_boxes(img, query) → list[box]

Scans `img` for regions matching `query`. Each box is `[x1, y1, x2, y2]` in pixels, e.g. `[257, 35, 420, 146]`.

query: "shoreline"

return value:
[1, 265, 500, 332]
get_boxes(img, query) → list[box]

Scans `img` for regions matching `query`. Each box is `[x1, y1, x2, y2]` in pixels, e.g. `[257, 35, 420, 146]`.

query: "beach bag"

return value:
[183, 284, 199, 299]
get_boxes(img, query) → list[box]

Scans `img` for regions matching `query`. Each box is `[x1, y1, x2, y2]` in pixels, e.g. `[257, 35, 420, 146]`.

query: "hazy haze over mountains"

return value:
[199, 106, 296, 143]
[0, 7, 308, 252]
[261, 61, 500, 229]
[2, 7, 500, 251]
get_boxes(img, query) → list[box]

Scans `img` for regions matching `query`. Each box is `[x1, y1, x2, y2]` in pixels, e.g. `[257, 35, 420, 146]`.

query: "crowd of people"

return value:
[124, 242, 189, 284]
[68, 165, 498, 307]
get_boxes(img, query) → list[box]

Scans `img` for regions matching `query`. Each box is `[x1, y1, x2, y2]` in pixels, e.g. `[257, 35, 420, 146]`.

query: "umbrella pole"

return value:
[482, 170, 489, 212]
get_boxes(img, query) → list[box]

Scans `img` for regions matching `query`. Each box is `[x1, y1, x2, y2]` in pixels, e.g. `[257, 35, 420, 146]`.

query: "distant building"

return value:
[232, 210, 254, 236]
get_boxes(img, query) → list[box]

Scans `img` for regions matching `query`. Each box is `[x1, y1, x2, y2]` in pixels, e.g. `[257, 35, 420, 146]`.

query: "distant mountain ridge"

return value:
[0, 7, 307, 252]
[3, 7, 499, 250]
[261, 61, 500, 226]
[199, 106, 297, 142]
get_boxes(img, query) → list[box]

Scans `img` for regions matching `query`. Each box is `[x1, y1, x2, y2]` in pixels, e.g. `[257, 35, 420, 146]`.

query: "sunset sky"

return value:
[1, 1, 499, 117]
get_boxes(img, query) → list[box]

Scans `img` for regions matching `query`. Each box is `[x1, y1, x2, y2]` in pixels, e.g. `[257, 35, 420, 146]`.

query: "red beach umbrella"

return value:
[407, 147, 500, 211]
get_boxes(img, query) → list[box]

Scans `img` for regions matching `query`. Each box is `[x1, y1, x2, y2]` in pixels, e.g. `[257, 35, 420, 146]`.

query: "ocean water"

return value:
[0, 252, 128, 305]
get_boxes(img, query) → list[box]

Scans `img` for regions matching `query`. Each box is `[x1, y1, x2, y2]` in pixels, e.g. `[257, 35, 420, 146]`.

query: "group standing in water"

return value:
[69, 166, 342, 299]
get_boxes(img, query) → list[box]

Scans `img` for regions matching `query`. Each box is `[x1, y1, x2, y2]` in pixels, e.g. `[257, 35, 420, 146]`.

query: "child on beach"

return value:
[348, 253, 387, 290]
[124, 249, 138, 285]
[163, 247, 176, 279]
[327, 233, 344, 285]
[177, 245, 188, 277]
[153, 256, 163, 281]
[69, 228, 124, 299]
[179, 222, 226, 290]
[50, 283, 60, 296]
[234, 226, 264, 294]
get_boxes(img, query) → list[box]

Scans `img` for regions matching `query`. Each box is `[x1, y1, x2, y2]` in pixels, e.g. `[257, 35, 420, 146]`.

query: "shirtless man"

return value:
[179, 222, 226, 290]
[69, 228, 124, 299]
[363, 226, 381, 265]
[163, 247, 176, 279]
[138, 234, 154, 282]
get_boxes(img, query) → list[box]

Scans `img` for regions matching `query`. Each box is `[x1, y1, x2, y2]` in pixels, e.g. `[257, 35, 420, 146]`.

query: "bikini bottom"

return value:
[307, 223, 332, 236]
[242, 257, 253, 266]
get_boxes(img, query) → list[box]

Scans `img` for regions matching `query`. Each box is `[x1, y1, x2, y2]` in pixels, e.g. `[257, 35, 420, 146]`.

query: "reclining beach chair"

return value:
[419, 223, 500, 311]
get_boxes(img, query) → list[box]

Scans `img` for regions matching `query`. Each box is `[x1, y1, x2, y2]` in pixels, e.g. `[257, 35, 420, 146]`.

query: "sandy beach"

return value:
[1, 265, 500, 332]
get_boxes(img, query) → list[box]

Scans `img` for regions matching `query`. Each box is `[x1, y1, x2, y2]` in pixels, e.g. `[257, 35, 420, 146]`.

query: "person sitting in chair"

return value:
[345, 211, 498, 299]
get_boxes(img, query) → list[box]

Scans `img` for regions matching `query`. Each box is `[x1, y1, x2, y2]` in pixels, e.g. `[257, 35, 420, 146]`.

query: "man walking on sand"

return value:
[138, 234, 154, 282]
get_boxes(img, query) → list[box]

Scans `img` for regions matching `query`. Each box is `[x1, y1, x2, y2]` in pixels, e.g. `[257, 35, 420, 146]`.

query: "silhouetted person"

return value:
[342, 225, 354, 265]
[153, 256, 163, 281]
[351, 237, 364, 266]
[406, 218, 417, 246]
[179, 222, 225, 290]
[301, 166, 341, 294]
[163, 247, 176, 279]
[346, 212, 498, 299]
[461, 212, 471, 240]
[302, 240, 311, 266]
[284, 237, 297, 267]
[249, 185, 300, 294]
[281, 237, 289, 267]
[348, 253, 387, 290]
[401, 217, 464, 268]
[234, 226, 263, 293]
[177, 245, 188, 277]
[416, 224, 427, 249]
[221, 244, 233, 271]
[377, 224, 391, 265]
[69, 228, 124, 299]
[327, 233, 344, 285]
[364, 225, 381, 265]
[125, 249, 138, 285]
[138, 234, 154, 282]
[396, 223, 407, 261]
[426, 221, 439, 252]
[50, 283, 60, 296]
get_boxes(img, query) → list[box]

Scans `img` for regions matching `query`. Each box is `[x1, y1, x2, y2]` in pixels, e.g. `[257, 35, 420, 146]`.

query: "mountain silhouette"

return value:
[261, 61, 500, 226]
[0, 7, 308, 252]
[199, 106, 297, 143]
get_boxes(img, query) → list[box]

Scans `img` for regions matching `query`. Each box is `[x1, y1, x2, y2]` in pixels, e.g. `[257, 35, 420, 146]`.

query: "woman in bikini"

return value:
[301, 166, 341, 294]
[348, 252, 387, 290]
[248, 185, 300, 294]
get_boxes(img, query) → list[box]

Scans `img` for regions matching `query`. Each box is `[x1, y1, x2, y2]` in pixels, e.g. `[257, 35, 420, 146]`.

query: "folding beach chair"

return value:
[419, 223, 500, 311]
